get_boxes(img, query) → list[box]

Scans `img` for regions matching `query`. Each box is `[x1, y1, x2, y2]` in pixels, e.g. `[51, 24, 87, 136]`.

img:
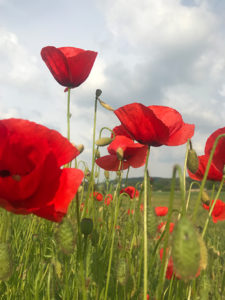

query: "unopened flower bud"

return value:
[76, 144, 84, 154]
[116, 147, 124, 160]
[95, 149, 100, 158]
[187, 149, 199, 173]
[78, 186, 83, 193]
[96, 89, 102, 98]
[98, 98, 114, 111]
[104, 170, 110, 179]
[80, 218, 93, 236]
[201, 190, 210, 206]
[95, 137, 112, 147]
[171, 217, 201, 280]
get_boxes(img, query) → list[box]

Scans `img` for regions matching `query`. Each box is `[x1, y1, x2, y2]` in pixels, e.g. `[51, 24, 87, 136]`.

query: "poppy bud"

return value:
[104, 170, 110, 179]
[76, 144, 84, 154]
[95, 149, 100, 159]
[80, 218, 93, 236]
[171, 217, 201, 280]
[98, 98, 114, 111]
[96, 89, 102, 98]
[187, 149, 199, 173]
[55, 219, 76, 254]
[0, 243, 12, 280]
[116, 147, 124, 160]
[78, 186, 83, 193]
[201, 190, 210, 206]
[95, 137, 112, 147]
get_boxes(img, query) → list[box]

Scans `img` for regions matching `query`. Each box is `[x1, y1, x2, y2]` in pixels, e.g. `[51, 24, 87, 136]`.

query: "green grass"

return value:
[0, 187, 225, 299]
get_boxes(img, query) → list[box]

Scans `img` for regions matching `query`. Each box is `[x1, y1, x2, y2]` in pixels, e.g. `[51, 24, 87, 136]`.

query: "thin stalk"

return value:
[125, 166, 130, 186]
[143, 146, 150, 300]
[192, 133, 225, 223]
[202, 175, 225, 238]
[67, 88, 71, 142]
[104, 164, 123, 300]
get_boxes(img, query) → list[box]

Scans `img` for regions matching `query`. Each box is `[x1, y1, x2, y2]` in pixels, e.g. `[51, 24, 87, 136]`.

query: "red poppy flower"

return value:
[96, 135, 148, 171]
[157, 222, 175, 233]
[91, 192, 103, 202]
[0, 119, 83, 222]
[127, 208, 134, 215]
[203, 199, 225, 223]
[188, 127, 225, 181]
[104, 193, 113, 206]
[41, 46, 97, 88]
[155, 206, 168, 216]
[111, 125, 133, 139]
[159, 248, 174, 279]
[114, 103, 194, 146]
[120, 186, 139, 199]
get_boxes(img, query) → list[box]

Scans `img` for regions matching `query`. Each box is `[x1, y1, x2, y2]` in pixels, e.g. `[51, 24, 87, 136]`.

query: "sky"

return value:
[1, 0, 225, 179]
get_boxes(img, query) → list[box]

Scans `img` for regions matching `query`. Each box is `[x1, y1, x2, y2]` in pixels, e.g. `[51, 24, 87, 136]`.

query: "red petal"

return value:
[114, 103, 169, 146]
[62, 49, 97, 88]
[205, 127, 225, 172]
[112, 125, 133, 139]
[125, 145, 148, 168]
[95, 155, 129, 171]
[155, 206, 168, 216]
[1, 119, 79, 167]
[41, 46, 70, 87]
[149, 106, 195, 146]
[33, 168, 84, 222]
[188, 155, 223, 181]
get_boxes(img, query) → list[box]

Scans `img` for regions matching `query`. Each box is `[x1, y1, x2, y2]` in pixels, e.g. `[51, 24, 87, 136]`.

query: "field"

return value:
[1, 186, 225, 300]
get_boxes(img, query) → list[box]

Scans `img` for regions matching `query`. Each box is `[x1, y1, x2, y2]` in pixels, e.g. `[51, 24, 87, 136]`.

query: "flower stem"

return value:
[143, 146, 150, 300]
[67, 88, 71, 142]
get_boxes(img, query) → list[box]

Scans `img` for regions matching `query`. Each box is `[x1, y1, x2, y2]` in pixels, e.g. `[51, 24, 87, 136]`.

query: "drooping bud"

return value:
[95, 137, 112, 147]
[96, 89, 102, 98]
[187, 149, 199, 173]
[171, 217, 201, 280]
[0, 243, 12, 280]
[80, 218, 93, 236]
[201, 190, 210, 206]
[55, 219, 76, 254]
[76, 144, 84, 154]
[95, 149, 100, 159]
[116, 147, 124, 160]
[98, 98, 114, 111]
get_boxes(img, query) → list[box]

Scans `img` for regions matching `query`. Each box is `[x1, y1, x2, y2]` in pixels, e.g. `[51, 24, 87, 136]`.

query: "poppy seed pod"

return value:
[80, 218, 93, 236]
[95, 137, 112, 147]
[187, 149, 199, 173]
[96, 89, 102, 98]
[171, 217, 201, 280]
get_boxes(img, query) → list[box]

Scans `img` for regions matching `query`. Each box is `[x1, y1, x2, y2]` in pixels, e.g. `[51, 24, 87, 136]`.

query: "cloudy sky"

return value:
[1, 0, 225, 179]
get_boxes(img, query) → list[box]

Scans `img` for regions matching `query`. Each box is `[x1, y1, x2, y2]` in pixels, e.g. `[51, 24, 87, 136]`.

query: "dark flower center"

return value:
[0, 170, 11, 177]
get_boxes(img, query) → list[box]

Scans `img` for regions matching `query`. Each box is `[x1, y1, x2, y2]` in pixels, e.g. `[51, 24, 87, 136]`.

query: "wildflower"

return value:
[120, 186, 139, 199]
[0, 119, 83, 222]
[157, 222, 175, 233]
[155, 206, 168, 216]
[41, 46, 97, 88]
[159, 248, 174, 280]
[104, 194, 113, 206]
[188, 127, 225, 181]
[91, 192, 103, 202]
[127, 208, 134, 215]
[114, 103, 194, 146]
[203, 199, 225, 223]
[96, 135, 148, 171]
